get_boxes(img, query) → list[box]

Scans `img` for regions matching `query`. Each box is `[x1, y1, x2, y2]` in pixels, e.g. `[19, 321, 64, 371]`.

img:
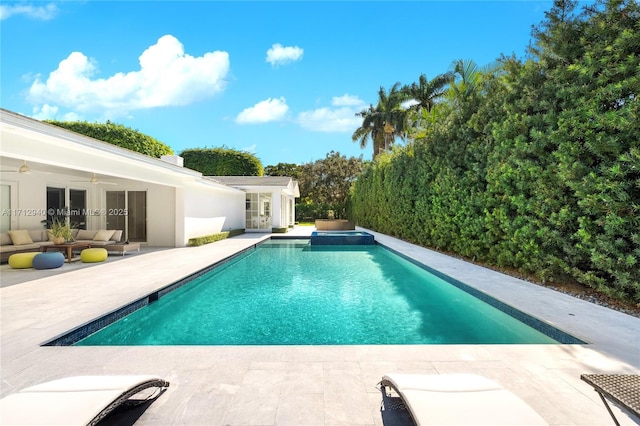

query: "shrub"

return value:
[188, 229, 245, 246]
[181, 148, 263, 176]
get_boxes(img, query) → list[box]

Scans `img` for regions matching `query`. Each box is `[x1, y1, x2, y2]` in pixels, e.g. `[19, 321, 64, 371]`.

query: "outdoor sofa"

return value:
[1, 229, 123, 262]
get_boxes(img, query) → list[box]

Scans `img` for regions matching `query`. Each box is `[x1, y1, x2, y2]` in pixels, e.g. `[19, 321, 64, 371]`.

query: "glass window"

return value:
[69, 189, 87, 229]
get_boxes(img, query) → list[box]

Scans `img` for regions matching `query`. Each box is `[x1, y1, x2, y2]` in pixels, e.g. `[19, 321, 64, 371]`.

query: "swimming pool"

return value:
[56, 239, 580, 346]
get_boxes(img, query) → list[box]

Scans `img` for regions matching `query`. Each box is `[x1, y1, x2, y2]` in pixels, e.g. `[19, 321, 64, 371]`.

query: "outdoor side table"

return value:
[580, 374, 640, 426]
[108, 242, 141, 256]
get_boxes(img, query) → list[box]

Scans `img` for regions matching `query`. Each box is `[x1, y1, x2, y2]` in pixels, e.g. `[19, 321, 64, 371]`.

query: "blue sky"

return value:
[1, 1, 553, 167]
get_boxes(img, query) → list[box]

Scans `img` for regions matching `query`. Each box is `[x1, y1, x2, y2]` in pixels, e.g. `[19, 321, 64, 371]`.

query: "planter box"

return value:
[314, 219, 355, 231]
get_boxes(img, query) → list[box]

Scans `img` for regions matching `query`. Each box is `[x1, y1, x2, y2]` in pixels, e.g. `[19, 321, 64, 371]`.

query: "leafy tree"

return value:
[264, 162, 302, 179]
[45, 120, 174, 158]
[297, 151, 363, 220]
[181, 148, 264, 176]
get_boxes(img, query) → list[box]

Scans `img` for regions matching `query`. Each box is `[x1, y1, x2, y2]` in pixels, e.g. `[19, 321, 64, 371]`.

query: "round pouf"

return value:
[80, 248, 108, 263]
[33, 252, 65, 270]
[8, 252, 40, 269]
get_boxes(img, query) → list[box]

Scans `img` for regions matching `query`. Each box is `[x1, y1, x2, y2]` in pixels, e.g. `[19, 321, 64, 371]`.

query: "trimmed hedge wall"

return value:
[181, 148, 263, 176]
[45, 120, 173, 158]
[351, 0, 640, 303]
[188, 229, 245, 246]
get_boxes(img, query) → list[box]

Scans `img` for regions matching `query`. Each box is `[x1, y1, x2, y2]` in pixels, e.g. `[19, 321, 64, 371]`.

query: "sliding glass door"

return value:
[106, 190, 147, 242]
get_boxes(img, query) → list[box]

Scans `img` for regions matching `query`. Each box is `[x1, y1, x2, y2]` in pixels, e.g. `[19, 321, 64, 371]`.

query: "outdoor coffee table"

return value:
[43, 242, 91, 262]
[581, 374, 640, 425]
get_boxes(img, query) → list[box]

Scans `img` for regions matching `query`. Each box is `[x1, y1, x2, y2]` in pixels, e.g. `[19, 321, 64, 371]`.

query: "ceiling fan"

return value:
[72, 173, 118, 185]
[0, 160, 31, 174]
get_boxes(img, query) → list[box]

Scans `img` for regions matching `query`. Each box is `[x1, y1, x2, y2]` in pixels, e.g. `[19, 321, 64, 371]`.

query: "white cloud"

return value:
[297, 94, 367, 132]
[265, 43, 303, 66]
[27, 35, 230, 117]
[331, 94, 365, 107]
[0, 3, 58, 20]
[235, 97, 289, 124]
[32, 104, 82, 121]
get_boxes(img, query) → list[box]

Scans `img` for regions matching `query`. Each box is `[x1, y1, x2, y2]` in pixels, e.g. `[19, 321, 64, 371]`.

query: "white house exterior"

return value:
[209, 176, 300, 232]
[1, 109, 247, 247]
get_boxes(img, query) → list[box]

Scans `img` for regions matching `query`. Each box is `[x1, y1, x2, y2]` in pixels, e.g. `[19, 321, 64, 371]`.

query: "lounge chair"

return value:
[0, 375, 169, 426]
[380, 373, 548, 425]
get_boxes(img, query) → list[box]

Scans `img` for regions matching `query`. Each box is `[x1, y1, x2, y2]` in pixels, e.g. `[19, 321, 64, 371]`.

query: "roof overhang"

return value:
[0, 109, 242, 194]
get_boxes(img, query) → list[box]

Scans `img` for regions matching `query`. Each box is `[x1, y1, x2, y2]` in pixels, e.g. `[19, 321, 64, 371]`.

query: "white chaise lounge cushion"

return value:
[381, 373, 548, 426]
[0, 375, 169, 426]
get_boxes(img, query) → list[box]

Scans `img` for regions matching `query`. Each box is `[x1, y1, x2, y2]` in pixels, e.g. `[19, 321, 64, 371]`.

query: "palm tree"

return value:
[352, 104, 385, 157]
[403, 73, 454, 114]
[352, 82, 409, 158]
[448, 59, 503, 101]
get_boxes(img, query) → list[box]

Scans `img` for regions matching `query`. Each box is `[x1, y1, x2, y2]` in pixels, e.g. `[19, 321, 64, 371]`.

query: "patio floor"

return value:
[1, 226, 638, 425]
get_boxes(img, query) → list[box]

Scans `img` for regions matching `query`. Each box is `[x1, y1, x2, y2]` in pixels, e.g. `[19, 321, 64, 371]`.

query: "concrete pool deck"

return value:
[1, 226, 638, 425]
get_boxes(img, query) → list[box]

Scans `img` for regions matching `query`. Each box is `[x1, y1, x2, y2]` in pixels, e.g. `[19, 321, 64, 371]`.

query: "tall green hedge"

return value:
[351, 0, 640, 303]
[181, 148, 263, 176]
[45, 120, 173, 158]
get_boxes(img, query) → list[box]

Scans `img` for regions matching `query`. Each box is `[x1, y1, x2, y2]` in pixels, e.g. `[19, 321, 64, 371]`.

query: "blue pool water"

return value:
[75, 240, 560, 345]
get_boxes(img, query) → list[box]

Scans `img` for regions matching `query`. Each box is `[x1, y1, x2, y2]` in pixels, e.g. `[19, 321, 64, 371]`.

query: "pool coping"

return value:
[42, 242, 261, 346]
[378, 243, 585, 344]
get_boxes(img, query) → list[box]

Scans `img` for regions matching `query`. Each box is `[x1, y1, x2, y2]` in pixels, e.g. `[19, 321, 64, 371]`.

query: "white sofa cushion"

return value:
[8, 230, 33, 246]
[75, 230, 96, 240]
[93, 230, 115, 241]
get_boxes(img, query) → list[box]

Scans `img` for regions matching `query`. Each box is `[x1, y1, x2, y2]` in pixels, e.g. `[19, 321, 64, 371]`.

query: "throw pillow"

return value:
[110, 230, 123, 242]
[93, 229, 115, 241]
[8, 230, 34, 245]
[76, 230, 95, 240]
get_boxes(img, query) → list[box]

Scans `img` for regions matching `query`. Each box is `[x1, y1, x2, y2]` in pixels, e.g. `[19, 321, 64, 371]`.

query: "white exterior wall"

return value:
[0, 174, 48, 231]
[271, 191, 282, 228]
[182, 184, 244, 244]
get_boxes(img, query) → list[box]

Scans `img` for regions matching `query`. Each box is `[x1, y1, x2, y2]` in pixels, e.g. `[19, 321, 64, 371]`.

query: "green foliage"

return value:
[49, 218, 74, 241]
[188, 229, 245, 246]
[352, 83, 410, 157]
[264, 162, 302, 179]
[351, 0, 640, 303]
[296, 151, 363, 220]
[45, 120, 173, 158]
[181, 148, 264, 176]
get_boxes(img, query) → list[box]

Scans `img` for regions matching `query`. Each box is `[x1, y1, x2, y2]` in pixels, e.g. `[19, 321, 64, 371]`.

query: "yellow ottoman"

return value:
[80, 248, 108, 263]
[8, 252, 41, 269]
